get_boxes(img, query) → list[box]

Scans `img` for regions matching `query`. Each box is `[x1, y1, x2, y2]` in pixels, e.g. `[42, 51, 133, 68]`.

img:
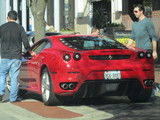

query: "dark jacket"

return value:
[0, 22, 31, 60]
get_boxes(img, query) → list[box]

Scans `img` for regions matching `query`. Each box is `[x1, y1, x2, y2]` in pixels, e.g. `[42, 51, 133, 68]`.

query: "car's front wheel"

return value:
[6, 75, 11, 91]
[41, 68, 62, 106]
[6, 75, 27, 97]
[128, 89, 152, 102]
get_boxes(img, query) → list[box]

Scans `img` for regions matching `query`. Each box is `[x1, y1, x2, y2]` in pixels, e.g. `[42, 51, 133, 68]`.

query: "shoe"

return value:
[1, 99, 9, 103]
[10, 98, 22, 103]
[0, 95, 4, 102]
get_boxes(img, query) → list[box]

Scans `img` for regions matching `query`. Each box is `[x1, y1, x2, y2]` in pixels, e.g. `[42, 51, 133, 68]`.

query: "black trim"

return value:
[51, 72, 57, 74]
[68, 72, 80, 74]
[73, 78, 143, 98]
[89, 55, 130, 60]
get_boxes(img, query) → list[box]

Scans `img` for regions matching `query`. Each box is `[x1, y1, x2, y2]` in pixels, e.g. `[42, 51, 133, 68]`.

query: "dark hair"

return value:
[133, 4, 145, 13]
[8, 10, 17, 20]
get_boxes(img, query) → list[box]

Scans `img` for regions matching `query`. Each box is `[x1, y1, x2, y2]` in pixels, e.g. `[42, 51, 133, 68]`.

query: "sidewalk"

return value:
[0, 99, 113, 120]
[153, 63, 160, 96]
[155, 64, 160, 83]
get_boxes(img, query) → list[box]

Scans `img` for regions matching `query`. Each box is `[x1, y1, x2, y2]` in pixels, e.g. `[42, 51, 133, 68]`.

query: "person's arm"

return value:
[126, 39, 134, 48]
[21, 27, 36, 57]
[29, 50, 37, 57]
[126, 25, 135, 49]
[21, 27, 31, 51]
[126, 39, 136, 50]
[147, 20, 158, 60]
[152, 40, 158, 60]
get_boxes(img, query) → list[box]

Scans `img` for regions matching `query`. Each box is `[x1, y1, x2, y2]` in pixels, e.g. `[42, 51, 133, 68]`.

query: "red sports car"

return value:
[7, 35, 155, 106]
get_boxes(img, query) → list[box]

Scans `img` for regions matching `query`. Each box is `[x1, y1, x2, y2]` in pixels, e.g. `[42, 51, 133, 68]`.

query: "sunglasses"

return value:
[134, 11, 138, 13]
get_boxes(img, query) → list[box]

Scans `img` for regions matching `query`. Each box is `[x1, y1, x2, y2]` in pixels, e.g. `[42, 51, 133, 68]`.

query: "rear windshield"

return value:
[60, 36, 127, 50]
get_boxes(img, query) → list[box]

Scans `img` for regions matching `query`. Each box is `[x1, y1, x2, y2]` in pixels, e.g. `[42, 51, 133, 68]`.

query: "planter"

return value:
[60, 31, 75, 35]
[105, 27, 125, 37]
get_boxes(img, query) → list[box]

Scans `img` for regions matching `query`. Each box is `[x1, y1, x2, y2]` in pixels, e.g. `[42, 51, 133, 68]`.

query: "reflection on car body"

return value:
[7, 34, 154, 106]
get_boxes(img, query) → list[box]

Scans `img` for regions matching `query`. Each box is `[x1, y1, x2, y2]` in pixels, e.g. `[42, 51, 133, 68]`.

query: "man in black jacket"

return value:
[0, 10, 35, 102]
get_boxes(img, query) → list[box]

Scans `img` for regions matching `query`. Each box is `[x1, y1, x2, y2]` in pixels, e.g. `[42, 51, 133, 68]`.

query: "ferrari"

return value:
[7, 35, 154, 106]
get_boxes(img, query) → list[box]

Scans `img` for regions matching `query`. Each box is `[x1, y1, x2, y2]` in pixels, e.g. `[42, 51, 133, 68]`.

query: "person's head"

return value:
[133, 4, 145, 19]
[7, 10, 18, 21]
[91, 27, 100, 35]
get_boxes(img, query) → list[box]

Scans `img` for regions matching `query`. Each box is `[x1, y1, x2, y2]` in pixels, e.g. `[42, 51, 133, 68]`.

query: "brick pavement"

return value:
[154, 64, 160, 96]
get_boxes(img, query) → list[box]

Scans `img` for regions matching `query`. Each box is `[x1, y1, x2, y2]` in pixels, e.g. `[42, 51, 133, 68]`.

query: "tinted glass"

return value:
[32, 39, 51, 54]
[60, 36, 127, 50]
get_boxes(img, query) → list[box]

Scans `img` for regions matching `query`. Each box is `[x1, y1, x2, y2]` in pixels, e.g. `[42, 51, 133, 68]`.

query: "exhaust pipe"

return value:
[60, 82, 77, 90]
[144, 80, 154, 87]
[68, 83, 75, 90]
[144, 80, 149, 86]
[149, 80, 154, 86]
[60, 83, 69, 90]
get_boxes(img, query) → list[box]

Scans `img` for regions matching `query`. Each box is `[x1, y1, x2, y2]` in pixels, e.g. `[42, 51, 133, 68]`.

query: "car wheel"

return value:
[41, 68, 62, 106]
[128, 89, 152, 102]
[6, 74, 27, 97]
[6, 75, 11, 91]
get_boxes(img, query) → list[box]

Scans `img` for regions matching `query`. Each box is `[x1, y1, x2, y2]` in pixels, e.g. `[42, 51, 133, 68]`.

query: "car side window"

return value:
[32, 39, 51, 54]
[43, 41, 51, 49]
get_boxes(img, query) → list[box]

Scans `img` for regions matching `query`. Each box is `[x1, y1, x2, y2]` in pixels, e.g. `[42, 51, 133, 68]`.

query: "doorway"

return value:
[92, 0, 111, 29]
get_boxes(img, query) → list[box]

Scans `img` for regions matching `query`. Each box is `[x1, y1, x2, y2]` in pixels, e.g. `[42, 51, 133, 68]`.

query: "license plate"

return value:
[104, 71, 121, 80]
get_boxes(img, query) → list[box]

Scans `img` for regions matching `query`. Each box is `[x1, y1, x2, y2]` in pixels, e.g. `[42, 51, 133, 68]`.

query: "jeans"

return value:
[0, 58, 21, 101]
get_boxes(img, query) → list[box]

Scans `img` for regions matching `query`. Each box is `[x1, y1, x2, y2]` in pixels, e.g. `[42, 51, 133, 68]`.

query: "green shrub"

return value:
[107, 23, 125, 27]
[61, 27, 74, 32]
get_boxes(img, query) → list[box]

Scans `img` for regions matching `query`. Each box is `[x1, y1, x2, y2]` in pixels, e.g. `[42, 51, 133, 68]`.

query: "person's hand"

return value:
[29, 51, 36, 57]
[127, 46, 136, 50]
[152, 51, 158, 60]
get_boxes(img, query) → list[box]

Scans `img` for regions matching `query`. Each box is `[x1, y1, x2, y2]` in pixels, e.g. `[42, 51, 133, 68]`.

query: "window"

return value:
[32, 39, 51, 54]
[143, 0, 152, 18]
[152, 0, 160, 11]
[60, 36, 127, 50]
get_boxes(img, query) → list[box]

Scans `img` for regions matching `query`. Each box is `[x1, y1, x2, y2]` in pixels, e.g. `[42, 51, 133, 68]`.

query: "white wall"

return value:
[111, 0, 122, 23]
[0, 0, 7, 25]
[74, 0, 91, 34]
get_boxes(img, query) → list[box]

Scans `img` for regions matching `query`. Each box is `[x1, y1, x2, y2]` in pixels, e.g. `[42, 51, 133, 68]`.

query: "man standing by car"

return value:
[126, 4, 158, 60]
[0, 10, 35, 102]
[126, 4, 158, 97]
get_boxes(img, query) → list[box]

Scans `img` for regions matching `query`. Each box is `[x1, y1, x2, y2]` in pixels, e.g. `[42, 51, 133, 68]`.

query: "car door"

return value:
[26, 39, 52, 92]
[18, 54, 32, 89]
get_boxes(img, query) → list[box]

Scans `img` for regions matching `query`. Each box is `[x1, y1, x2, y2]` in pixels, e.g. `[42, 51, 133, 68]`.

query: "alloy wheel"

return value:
[42, 71, 51, 102]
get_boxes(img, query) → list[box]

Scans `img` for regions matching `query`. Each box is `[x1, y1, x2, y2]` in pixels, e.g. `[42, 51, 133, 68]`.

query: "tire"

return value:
[128, 89, 152, 102]
[41, 68, 62, 106]
[18, 89, 27, 98]
[6, 74, 27, 97]
[6, 75, 11, 91]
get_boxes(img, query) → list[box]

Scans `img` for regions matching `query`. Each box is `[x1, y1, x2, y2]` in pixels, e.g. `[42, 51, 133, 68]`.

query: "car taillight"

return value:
[138, 52, 145, 59]
[63, 54, 71, 61]
[73, 53, 81, 61]
[138, 51, 152, 59]
[146, 52, 152, 59]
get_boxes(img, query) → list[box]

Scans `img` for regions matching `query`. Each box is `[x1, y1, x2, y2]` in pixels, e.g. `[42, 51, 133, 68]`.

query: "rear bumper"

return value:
[72, 79, 153, 98]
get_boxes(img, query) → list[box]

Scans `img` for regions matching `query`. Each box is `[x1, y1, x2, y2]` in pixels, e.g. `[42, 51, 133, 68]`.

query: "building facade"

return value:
[1, 0, 159, 40]
[73, 0, 123, 34]
[0, 0, 30, 31]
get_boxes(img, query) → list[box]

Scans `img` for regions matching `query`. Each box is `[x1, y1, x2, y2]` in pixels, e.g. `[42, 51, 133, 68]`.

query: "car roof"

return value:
[26, 31, 61, 37]
[45, 34, 103, 40]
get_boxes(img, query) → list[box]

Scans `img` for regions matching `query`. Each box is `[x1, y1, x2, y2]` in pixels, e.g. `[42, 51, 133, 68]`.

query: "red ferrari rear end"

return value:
[46, 35, 154, 104]
[17, 35, 154, 105]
